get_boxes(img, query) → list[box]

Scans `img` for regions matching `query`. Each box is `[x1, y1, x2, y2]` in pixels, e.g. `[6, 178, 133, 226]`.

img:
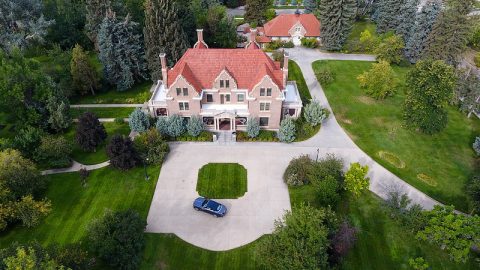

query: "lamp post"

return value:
[143, 157, 150, 181]
[316, 148, 319, 162]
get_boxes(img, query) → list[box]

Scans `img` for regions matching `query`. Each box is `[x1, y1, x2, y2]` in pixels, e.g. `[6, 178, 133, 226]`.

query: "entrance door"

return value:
[293, 36, 301, 46]
[219, 118, 231, 131]
[220, 95, 225, 104]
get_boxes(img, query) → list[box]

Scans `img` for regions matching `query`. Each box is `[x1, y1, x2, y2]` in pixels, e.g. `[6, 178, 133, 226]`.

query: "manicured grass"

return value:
[0, 165, 160, 248]
[141, 234, 261, 270]
[342, 20, 378, 53]
[197, 163, 247, 199]
[312, 60, 480, 211]
[70, 107, 135, 119]
[70, 81, 152, 104]
[64, 122, 131, 165]
[288, 60, 312, 103]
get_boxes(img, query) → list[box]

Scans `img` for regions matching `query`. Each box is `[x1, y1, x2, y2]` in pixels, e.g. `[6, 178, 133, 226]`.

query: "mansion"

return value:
[147, 29, 303, 131]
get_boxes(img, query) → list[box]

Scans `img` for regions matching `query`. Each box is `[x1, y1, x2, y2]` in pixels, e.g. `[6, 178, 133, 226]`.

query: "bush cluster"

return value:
[301, 38, 319, 48]
[156, 114, 211, 141]
[315, 68, 336, 85]
[266, 40, 294, 50]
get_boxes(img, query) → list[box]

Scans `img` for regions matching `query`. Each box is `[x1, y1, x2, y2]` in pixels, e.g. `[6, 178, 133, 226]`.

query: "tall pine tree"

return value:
[422, 0, 474, 66]
[85, 0, 112, 49]
[304, 0, 318, 14]
[319, 0, 357, 51]
[405, 0, 441, 63]
[98, 11, 148, 91]
[245, 0, 272, 26]
[396, 0, 419, 42]
[375, 0, 403, 33]
[144, 0, 189, 81]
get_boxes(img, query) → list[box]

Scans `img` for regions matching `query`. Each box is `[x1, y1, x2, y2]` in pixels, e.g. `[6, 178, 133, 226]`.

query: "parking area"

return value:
[146, 144, 296, 251]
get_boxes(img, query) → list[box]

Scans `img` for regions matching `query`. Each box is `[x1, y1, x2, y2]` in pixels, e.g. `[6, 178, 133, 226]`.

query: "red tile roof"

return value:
[263, 14, 321, 37]
[167, 48, 284, 92]
[256, 36, 272, 43]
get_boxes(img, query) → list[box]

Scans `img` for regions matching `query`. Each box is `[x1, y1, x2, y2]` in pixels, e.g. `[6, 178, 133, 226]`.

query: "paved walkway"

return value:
[145, 48, 443, 251]
[70, 104, 143, 108]
[41, 160, 110, 175]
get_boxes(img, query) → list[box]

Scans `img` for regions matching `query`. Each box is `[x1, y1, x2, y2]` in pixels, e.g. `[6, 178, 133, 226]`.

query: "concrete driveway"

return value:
[146, 144, 296, 251]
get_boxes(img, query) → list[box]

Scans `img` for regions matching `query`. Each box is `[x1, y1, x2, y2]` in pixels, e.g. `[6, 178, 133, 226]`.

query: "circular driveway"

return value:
[146, 144, 298, 251]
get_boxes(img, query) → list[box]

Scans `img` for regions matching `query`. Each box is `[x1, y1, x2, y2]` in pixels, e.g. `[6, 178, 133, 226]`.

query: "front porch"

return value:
[202, 112, 248, 132]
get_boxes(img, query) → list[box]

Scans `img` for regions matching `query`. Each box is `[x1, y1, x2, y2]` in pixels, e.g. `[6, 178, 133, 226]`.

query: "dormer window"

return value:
[296, 27, 301, 32]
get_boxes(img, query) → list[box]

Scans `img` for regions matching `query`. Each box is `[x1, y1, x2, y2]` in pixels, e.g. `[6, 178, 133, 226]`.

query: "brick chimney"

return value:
[283, 51, 289, 86]
[159, 53, 168, 84]
[194, 29, 208, 49]
[250, 28, 257, 44]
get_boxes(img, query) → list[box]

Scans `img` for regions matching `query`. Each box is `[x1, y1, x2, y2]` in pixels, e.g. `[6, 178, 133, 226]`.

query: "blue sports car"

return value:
[193, 197, 227, 217]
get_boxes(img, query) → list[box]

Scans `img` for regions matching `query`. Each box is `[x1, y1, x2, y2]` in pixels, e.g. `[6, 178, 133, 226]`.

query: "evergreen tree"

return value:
[144, 0, 189, 81]
[167, 114, 186, 138]
[304, 0, 318, 14]
[245, 0, 272, 26]
[155, 117, 169, 136]
[129, 108, 150, 133]
[303, 101, 329, 126]
[278, 117, 296, 143]
[75, 112, 107, 152]
[375, 0, 403, 33]
[455, 69, 480, 118]
[396, 0, 419, 43]
[405, 1, 441, 63]
[186, 116, 204, 137]
[71, 44, 100, 96]
[85, 0, 111, 48]
[246, 117, 260, 138]
[318, 0, 357, 51]
[404, 60, 457, 134]
[98, 11, 148, 91]
[422, 0, 474, 66]
[0, 0, 54, 52]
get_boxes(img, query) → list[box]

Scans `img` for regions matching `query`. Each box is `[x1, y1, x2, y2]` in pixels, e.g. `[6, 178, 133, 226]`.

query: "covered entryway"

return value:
[292, 35, 302, 46]
[219, 118, 232, 131]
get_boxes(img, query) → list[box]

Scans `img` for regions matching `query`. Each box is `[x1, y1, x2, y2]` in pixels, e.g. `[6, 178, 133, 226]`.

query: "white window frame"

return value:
[259, 117, 269, 127]
[206, 94, 214, 103]
[176, 88, 182, 96]
[260, 102, 271, 112]
[267, 88, 272, 96]
[182, 88, 188, 96]
[237, 93, 245, 103]
[179, 101, 189, 111]
[260, 88, 266, 96]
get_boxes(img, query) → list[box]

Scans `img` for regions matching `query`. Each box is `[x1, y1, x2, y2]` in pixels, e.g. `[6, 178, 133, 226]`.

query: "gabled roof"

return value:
[167, 48, 284, 92]
[263, 14, 321, 37]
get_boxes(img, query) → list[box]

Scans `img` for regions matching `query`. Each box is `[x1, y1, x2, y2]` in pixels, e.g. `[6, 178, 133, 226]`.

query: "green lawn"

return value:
[196, 163, 247, 199]
[312, 60, 480, 211]
[141, 234, 261, 270]
[64, 122, 131, 165]
[70, 107, 135, 119]
[288, 60, 312, 104]
[0, 165, 160, 248]
[342, 20, 378, 53]
[70, 81, 152, 104]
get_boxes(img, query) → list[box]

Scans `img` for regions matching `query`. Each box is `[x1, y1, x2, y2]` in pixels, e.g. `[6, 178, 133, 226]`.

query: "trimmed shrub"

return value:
[313, 175, 341, 207]
[308, 153, 344, 183]
[315, 68, 335, 85]
[128, 108, 150, 133]
[301, 38, 319, 48]
[278, 117, 296, 143]
[246, 117, 260, 138]
[284, 155, 314, 186]
[114, 117, 124, 124]
[303, 101, 329, 127]
[186, 115, 204, 137]
[344, 162, 370, 197]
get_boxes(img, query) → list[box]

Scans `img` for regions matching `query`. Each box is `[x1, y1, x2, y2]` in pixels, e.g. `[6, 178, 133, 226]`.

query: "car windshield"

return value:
[206, 200, 221, 211]
[201, 199, 209, 207]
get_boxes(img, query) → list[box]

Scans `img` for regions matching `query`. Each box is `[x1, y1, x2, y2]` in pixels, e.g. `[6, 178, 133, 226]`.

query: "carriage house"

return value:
[148, 29, 303, 131]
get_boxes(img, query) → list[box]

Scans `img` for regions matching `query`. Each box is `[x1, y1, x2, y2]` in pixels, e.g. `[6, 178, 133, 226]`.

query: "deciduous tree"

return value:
[357, 60, 397, 99]
[75, 112, 107, 152]
[404, 60, 456, 134]
[87, 209, 146, 270]
[375, 34, 405, 64]
[14, 195, 51, 228]
[256, 204, 338, 269]
[344, 162, 369, 197]
[134, 129, 169, 165]
[106, 135, 139, 170]
[245, 0, 272, 26]
[0, 149, 42, 199]
[34, 135, 72, 168]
